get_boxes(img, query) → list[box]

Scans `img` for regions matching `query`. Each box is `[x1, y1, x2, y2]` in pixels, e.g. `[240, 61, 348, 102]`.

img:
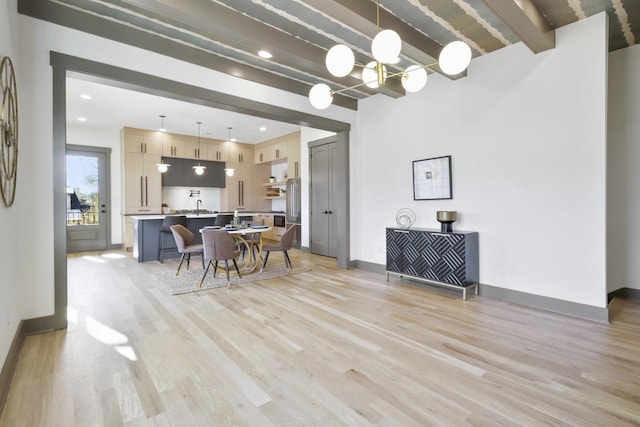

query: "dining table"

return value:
[199, 225, 272, 273]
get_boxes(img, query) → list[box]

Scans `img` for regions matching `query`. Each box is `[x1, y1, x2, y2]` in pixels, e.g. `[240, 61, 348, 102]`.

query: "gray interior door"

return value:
[310, 142, 338, 257]
[66, 147, 110, 252]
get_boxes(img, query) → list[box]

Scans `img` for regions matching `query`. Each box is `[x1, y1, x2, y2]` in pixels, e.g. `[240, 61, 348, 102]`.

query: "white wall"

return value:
[355, 14, 609, 307]
[0, 0, 20, 369]
[608, 43, 640, 291]
[66, 124, 123, 244]
[16, 15, 356, 320]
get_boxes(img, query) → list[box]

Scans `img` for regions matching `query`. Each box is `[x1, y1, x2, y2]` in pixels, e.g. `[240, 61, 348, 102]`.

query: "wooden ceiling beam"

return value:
[109, 0, 404, 98]
[18, 0, 360, 109]
[482, 0, 555, 53]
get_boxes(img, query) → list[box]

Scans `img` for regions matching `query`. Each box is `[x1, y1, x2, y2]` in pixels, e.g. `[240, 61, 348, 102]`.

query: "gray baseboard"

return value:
[355, 260, 386, 274]
[353, 260, 610, 323]
[608, 287, 640, 303]
[479, 284, 609, 323]
[0, 321, 26, 416]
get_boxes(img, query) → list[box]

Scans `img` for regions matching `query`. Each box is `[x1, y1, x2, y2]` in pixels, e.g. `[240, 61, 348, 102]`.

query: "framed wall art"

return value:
[413, 155, 452, 200]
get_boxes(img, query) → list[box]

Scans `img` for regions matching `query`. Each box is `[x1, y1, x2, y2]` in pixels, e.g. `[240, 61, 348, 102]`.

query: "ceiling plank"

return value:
[482, 0, 555, 53]
[18, 0, 358, 109]
[108, 0, 404, 99]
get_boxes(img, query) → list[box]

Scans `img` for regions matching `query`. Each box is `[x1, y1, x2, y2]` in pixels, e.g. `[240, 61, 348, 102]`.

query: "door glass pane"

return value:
[67, 154, 99, 226]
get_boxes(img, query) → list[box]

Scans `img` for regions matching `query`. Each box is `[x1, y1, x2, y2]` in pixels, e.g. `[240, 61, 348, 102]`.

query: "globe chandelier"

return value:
[308, 0, 472, 109]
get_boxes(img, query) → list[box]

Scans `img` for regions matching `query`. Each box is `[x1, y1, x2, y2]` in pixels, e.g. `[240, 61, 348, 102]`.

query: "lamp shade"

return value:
[401, 65, 428, 92]
[438, 41, 472, 76]
[309, 83, 333, 109]
[362, 61, 386, 88]
[371, 29, 401, 64]
[326, 44, 355, 77]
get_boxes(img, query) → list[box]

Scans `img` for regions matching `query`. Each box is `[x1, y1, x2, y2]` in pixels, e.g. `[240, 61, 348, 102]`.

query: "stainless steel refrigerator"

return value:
[286, 178, 301, 248]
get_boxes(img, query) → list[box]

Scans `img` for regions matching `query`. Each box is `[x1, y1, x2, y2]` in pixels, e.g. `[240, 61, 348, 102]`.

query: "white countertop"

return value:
[131, 212, 276, 220]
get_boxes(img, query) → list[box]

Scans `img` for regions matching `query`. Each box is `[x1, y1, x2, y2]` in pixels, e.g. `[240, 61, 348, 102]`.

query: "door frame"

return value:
[28, 52, 351, 333]
[66, 144, 112, 252]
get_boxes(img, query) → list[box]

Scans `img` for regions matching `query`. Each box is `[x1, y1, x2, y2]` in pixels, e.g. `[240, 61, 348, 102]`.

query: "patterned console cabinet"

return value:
[386, 227, 479, 300]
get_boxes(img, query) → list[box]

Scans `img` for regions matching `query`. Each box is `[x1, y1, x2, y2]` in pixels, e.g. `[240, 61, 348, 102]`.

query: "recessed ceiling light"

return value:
[259, 126, 267, 131]
[77, 117, 87, 122]
[258, 50, 273, 59]
[80, 94, 92, 100]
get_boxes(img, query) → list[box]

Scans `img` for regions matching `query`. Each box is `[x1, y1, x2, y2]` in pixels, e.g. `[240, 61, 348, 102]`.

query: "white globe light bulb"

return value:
[157, 163, 169, 173]
[225, 168, 235, 177]
[438, 41, 472, 76]
[309, 83, 333, 109]
[193, 165, 205, 175]
[326, 44, 355, 77]
[361, 61, 386, 88]
[371, 29, 401, 64]
[401, 65, 428, 92]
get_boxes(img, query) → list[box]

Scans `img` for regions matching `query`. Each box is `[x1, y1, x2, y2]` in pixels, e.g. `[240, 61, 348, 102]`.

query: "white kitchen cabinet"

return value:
[184, 140, 207, 160]
[123, 151, 162, 214]
[124, 131, 161, 155]
[222, 162, 252, 211]
[161, 134, 185, 158]
[207, 141, 226, 162]
[228, 142, 253, 164]
[122, 128, 163, 215]
[287, 132, 301, 178]
[255, 140, 287, 164]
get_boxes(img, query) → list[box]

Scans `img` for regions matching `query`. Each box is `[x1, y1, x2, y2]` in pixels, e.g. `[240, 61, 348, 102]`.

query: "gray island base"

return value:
[132, 213, 255, 262]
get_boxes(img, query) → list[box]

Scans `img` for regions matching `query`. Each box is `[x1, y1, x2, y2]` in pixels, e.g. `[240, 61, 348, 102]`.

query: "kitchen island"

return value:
[131, 213, 257, 262]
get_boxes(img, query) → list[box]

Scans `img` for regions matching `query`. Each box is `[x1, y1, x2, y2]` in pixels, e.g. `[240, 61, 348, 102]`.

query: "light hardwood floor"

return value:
[1, 249, 639, 426]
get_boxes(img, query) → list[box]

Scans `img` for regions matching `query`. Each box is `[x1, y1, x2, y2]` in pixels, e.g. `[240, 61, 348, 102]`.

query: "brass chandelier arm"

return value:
[330, 60, 438, 97]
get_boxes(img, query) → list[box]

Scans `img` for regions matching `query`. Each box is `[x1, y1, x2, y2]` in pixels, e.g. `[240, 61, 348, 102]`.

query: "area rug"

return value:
[153, 261, 311, 295]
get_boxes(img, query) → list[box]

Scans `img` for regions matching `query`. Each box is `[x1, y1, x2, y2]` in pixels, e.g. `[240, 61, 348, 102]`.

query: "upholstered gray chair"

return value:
[213, 214, 234, 226]
[158, 215, 187, 263]
[169, 224, 204, 275]
[200, 229, 241, 287]
[260, 225, 296, 273]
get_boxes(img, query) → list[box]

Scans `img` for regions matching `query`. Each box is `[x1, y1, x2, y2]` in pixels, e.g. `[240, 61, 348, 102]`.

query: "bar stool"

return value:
[158, 215, 187, 263]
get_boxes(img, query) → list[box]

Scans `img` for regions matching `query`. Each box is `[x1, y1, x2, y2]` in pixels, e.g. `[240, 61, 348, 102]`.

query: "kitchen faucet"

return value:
[196, 199, 202, 216]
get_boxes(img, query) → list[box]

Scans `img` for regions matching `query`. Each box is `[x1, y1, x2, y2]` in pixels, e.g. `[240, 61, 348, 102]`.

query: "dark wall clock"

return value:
[0, 56, 18, 207]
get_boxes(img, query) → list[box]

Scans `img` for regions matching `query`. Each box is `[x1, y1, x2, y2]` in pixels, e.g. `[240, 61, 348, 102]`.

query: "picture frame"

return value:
[413, 155, 452, 200]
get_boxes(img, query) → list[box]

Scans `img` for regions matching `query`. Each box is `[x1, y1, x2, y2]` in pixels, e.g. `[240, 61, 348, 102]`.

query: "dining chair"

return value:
[260, 225, 296, 273]
[200, 229, 241, 287]
[158, 215, 187, 263]
[169, 224, 204, 275]
[213, 214, 234, 226]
